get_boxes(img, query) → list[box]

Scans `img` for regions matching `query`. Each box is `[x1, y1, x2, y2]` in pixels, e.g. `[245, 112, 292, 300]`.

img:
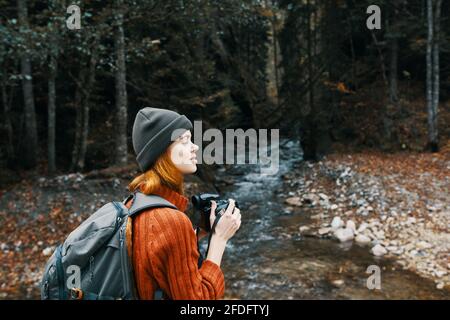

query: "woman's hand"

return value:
[204, 199, 241, 267]
[209, 199, 241, 242]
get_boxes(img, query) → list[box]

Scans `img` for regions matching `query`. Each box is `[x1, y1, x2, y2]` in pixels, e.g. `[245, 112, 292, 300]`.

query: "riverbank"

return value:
[281, 148, 450, 290]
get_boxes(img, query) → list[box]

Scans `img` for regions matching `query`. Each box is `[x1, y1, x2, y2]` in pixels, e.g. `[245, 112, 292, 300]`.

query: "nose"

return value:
[192, 143, 199, 152]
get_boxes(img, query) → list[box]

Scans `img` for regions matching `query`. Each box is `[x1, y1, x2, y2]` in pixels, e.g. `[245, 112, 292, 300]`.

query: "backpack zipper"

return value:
[113, 201, 130, 299]
[119, 217, 130, 299]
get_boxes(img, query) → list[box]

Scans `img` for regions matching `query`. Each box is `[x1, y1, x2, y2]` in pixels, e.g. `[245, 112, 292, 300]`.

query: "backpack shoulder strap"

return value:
[125, 192, 178, 217]
[121, 193, 177, 300]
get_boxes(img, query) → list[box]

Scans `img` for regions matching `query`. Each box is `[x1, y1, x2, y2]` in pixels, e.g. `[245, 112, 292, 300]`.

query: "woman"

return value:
[125, 107, 241, 300]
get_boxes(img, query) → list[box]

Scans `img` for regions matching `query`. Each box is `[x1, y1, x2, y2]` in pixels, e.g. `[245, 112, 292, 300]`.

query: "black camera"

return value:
[191, 193, 239, 232]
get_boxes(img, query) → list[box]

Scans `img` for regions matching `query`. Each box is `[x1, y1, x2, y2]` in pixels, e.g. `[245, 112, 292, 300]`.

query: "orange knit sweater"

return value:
[125, 185, 225, 300]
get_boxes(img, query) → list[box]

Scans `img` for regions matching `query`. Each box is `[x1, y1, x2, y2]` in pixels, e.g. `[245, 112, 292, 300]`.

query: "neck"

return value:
[162, 173, 184, 195]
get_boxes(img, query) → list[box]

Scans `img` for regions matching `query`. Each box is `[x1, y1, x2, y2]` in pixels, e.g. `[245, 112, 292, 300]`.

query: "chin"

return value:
[188, 164, 198, 174]
[181, 164, 197, 175]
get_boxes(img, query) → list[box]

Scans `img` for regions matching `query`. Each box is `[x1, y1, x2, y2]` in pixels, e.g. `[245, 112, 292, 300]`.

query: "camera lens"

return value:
[191, 195, 201, 208]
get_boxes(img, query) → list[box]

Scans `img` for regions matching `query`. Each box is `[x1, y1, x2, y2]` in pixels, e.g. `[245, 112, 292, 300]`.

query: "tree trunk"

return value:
[70, 40, 99, 171]
[263, 0, 282, 108]
[48, 50, 58, 175]
[18, 0, 38, 169]
[77, 44, 99, 171]
[70, 70, 84, 171]
[426, 0, 437, 151]
[389, 36, 399, 104]
[301, 0, 318, 161]
[347, 14, 357, 89]
[204, 2, 231, 69]
[1, 72, 14, 164]
[430, 0, 442, 152]
[370, 31, 388, 86]
[114, 0, 128, 167]
[70, 72, 85, 171]
[307, 0, 314, 113]
[47, 0, 63, 174]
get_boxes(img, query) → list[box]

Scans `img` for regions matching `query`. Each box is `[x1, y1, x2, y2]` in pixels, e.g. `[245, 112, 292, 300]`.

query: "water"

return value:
[210, 139, 450, 299]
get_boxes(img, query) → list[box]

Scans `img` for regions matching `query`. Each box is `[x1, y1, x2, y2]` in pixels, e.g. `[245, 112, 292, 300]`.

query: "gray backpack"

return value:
[40, 192, 177, 300]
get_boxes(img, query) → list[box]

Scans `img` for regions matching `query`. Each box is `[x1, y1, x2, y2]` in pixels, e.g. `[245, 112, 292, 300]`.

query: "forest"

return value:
[0, 0, 449, 299]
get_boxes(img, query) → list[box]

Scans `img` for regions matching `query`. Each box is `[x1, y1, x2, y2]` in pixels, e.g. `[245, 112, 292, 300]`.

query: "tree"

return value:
[17, 0, 38, 169]
[388, 6, 399, 104]
[0, 22, 17, 166]
[47, 43, 57, 174]
[1, 63, 16, 166]
[70, 33, 100, 172]
[426, 0, 442, 152]
[114, 0, 128, 167]
[263, 0, 282, 109]
[46, 0, 64, 174]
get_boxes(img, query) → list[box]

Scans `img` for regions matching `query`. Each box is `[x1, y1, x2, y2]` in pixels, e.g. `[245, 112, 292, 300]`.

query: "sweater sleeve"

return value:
[149, 208, 225, 300]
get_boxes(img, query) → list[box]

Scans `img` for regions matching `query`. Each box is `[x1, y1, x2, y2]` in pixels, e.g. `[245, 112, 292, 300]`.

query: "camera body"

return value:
[191, 193, 239, 232]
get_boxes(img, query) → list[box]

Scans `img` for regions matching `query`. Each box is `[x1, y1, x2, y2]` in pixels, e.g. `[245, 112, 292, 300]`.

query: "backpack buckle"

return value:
[70, 288, 84, 300]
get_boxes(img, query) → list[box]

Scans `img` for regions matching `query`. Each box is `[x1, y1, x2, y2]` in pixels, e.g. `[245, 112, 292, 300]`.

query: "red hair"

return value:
[128, 150, 184, 195]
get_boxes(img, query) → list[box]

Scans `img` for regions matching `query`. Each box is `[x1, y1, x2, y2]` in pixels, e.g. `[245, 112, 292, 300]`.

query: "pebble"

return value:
[303, 193, 319, 204]
[299, 226, 310, 233]
[334, 228, 354, 242]
[42, 247, 54, 256]
[331, 217, 344, 230]
[346, 220, 356, 233]
[285, 197, 302, 207]
[357, 207, 369, 216]
[318, 193, 329, 201]
[371, 244, 387, 256]
[406, 217, 416, 225]
[374, 230, 385, 240]
[356, 199, 366, 206]
[318, 227, 332, 235]
[435, 270, 447, 278]
[357, 223, 368, 233]
[331, 279, 345, 287]
[416, 241, 432, 250]
[355, 234, 371, 244]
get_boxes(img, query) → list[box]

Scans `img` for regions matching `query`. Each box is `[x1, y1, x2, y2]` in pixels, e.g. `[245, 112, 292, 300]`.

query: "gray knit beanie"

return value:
[132, 107, 193, 172]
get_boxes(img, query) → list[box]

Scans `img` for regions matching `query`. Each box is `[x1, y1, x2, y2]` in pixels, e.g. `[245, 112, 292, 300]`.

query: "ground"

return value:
[0, 144, 449, 298]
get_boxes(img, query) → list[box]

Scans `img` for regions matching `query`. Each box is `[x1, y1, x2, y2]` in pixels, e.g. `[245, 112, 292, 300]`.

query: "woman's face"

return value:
[168, 130, 199, 174]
